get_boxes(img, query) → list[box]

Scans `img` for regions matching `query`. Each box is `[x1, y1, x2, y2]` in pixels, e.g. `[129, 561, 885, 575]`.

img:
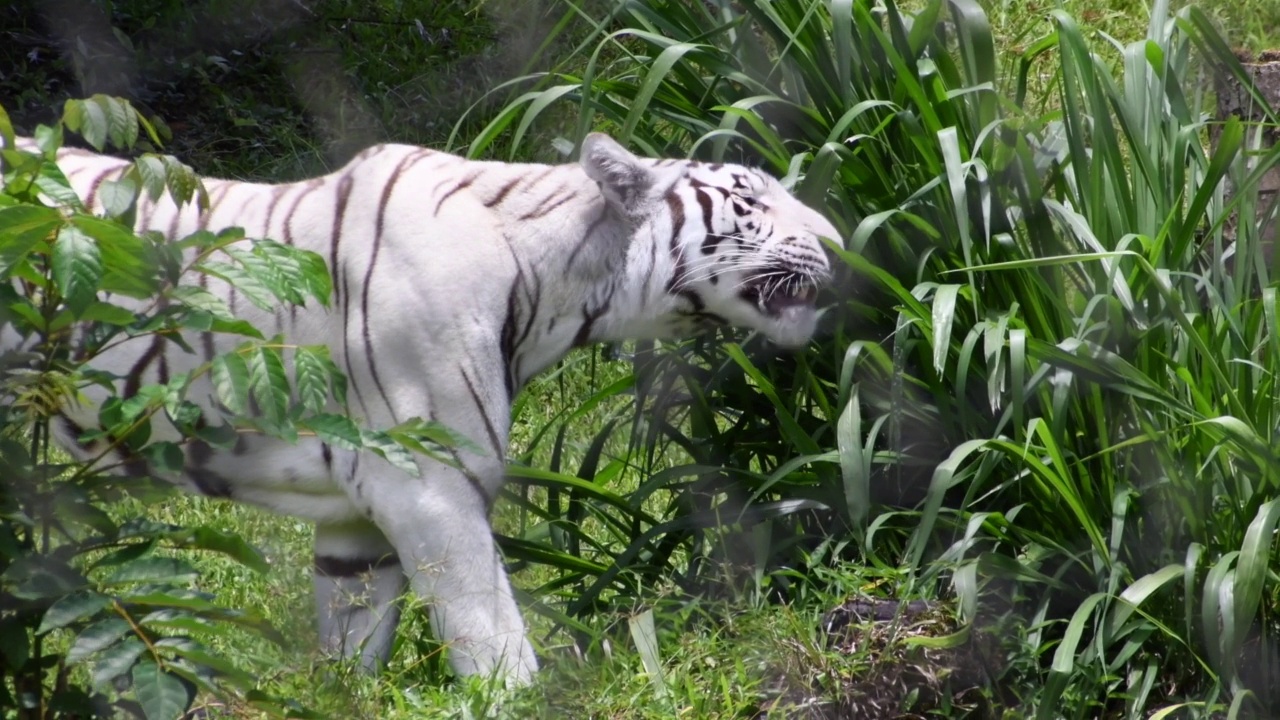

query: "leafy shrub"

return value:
[0, 96, 315, 718]
[0, 96, 458, 719]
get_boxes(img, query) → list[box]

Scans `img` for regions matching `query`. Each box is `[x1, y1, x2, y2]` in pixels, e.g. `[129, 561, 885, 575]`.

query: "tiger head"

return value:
[581, 133, 840, 349]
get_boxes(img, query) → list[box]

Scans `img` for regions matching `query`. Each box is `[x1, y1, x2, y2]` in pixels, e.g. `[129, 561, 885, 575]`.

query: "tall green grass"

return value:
[476, 0, 1280, 714]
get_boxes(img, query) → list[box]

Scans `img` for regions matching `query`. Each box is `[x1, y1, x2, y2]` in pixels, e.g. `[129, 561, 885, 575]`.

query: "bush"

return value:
[482, 0, 1280, 714]
[0, 97, 457, 719]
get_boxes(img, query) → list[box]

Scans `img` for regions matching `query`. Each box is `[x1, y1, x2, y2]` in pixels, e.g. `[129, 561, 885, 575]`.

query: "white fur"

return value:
[0, 133, 839, 685]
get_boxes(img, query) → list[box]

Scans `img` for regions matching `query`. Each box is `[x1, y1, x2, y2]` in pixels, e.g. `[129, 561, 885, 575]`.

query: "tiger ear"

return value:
[580, 133, 654, 215]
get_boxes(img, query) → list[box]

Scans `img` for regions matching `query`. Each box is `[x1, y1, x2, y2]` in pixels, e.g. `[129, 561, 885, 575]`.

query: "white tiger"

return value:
[0, 133, 839, 685]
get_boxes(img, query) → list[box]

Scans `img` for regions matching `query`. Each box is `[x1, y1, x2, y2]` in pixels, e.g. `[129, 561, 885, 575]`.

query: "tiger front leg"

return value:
[361, 465, 537, 686]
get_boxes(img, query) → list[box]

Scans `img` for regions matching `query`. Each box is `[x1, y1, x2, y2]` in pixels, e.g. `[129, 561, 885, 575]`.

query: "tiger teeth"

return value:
[780, 286, 815, 302]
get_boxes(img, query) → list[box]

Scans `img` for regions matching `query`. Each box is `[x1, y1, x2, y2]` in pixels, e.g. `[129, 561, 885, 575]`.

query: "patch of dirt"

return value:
[755, 598, 1010, 719]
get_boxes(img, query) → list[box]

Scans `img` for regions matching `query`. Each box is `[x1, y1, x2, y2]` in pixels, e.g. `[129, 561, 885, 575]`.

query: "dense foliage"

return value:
[0, 98, 316, 718]
[482, 0, 1280, 715]
[0, 98, 464, 718]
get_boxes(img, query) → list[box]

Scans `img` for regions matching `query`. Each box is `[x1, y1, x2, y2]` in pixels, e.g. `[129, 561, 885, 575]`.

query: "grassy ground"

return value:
[125, 491, 1027, 718]
[7, 0, 1277, 717]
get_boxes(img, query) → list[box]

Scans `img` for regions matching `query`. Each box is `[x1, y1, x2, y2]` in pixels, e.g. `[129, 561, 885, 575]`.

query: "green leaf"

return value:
[210, 350, 251, 415]
[33, 123, 61, 154]
[208, 315, 265, 339]
[67, 617, 132, 665]
[836, 393, 871, 530]
[194, 421, 239, 449]
[99, 177, 140, 218]
[5, 298, 46, 332]
[125, 589, 222, 613]
[119, 384, 165, 428]
[1042, 593, 1108, 717]
[163, 382, 202, 431]
[722, 343, 819, 454]
[294, 346, 335, 414]
[388, 416, 483, 455]
[74, 98, 108, 150]
[132, 660, 193, 720]
[79, 301, 138, 325]
[1230, 499, 1280, 664]
[37, 589, 112, 634]
[61, 98, 86, 138]
[161, 155, 200, 208]
[137, 602, 283, 645]
[245, 691, 325, 720]
[103, 556, 199, 585]
[628, 608, 668, 699]
[225, 243, 304, 305]
[0, 205, 60, 276]
[141, 441, 185, 475]
[96, 94, 132, 150]
[199, 261, 276, 311]
[242, 239, 332, 306]
[166, 527, 268, 574]
[1106, 564, 1185, 637]
[301, 413, 362, 451]
[92, 541, 157, 570]
[931, 283, 960, 375]
[169, 285, 235, 320]
[622, 41, 702, 144]
[154, 638, 256, 687]
[294, 246, 332, 307]
[72, 215, 156, 297]
[903, 625, 973, 649]
[246, 344, 290, 425]
[138, 611, 215, 635]
[361, 428, 420, 475]
[34, 159, 87, 208]
[92, 638, 147, 688]
[52, 223, 103, 315]
[0, 102, 13, 148]
[134, 156, 167, 201]
[796, 142, 844, 208]
[3, 555, 89, 599]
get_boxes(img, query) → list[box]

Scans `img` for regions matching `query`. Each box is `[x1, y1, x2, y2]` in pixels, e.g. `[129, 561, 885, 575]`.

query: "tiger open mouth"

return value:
[740, 269, 821, 317]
